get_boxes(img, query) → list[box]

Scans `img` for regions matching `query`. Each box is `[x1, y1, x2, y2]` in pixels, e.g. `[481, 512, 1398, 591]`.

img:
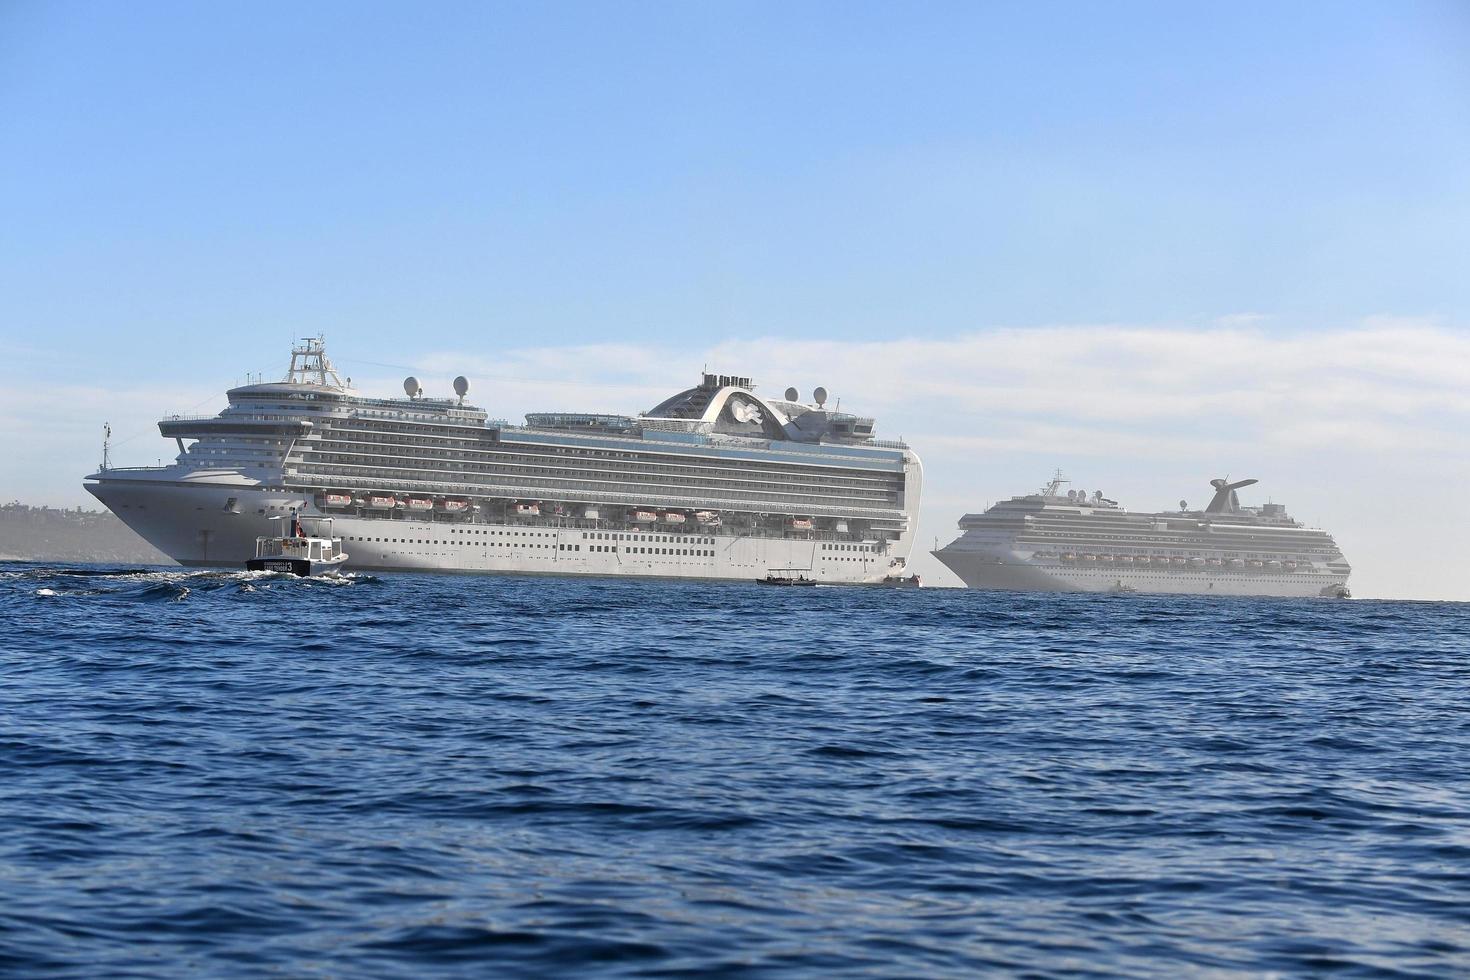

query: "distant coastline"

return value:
[0, 502, 174, 565]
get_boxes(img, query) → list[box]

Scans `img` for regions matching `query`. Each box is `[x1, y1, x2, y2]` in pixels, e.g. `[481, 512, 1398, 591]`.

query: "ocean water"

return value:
[1, 564, 1467, 977]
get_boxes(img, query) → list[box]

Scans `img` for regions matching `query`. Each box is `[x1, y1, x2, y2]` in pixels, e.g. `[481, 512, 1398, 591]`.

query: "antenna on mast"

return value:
[284, 335, 347, 388]
[100, 423, 112, 472]
[1041, 468, 1069, 497]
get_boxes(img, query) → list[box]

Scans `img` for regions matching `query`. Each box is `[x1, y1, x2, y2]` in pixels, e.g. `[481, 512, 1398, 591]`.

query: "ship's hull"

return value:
[87, 476, 904, 584]
[933, 550, 1348, 598]
[245, 557, 343, 577]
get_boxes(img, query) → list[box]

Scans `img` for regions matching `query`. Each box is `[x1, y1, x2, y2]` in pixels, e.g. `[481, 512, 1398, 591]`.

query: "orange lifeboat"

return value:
[1061, 553, 1077, 562]
[1081, 553, 1098, 562]
[322, 493, 353, 508]
[438, 499, 470, 513]
[513, 501, 541, 517]
[662, 511, 687, 525]
[787, 517, 814, 531]
[629, 509, 658, 524]
[406, 497, 434, 512]
[367, 495, 398, 510]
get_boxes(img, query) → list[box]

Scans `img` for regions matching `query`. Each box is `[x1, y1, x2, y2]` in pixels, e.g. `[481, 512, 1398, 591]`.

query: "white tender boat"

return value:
[246, 512, 349, 576]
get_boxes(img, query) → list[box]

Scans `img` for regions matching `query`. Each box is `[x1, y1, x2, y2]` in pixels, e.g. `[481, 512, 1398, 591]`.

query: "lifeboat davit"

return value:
[367, 495, 398, 510]
[787, 517, 814, 531]
[662, 511, 687, 525]
[695, 510, 721, 526]
[629, 509, 658, 524]
[439, 499, 469, 513]
[322, 493, 353, 508]
[406, 497, 434, 512]
[583, 507, 601, 520]
[513, 501, 541, 517]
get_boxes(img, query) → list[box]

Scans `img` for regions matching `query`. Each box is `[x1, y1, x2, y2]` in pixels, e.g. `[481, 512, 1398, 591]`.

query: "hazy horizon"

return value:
[2, 3, 1467, 600]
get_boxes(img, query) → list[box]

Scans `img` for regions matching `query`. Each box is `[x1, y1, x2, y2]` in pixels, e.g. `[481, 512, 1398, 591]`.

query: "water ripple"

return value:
[0, 563, 1467, 975]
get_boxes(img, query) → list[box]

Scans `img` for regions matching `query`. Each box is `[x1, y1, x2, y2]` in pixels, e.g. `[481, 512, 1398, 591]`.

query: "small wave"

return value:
[11, 565, 381, 604]
[52, 567, 162, 578]
[136, 582, 191, 602]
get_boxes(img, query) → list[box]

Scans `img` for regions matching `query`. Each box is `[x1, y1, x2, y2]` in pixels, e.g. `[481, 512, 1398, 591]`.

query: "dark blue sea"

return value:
[2, 564, 1468, 977]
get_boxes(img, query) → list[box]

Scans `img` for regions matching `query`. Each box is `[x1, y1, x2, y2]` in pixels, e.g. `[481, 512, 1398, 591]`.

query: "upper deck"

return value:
[161, 340, 905, 458]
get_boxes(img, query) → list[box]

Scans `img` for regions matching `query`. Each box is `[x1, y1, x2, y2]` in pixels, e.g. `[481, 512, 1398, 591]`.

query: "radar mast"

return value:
[284, 336, 347, 389]
[1040, 469, 1069, 498]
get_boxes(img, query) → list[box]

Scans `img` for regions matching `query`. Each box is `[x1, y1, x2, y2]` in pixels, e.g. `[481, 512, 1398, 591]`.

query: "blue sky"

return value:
[2, 2, 1468, 597]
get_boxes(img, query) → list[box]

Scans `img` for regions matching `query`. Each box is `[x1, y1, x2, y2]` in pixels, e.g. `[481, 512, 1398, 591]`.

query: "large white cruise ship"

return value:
[934, 472, 1351, 597]
[85, 339, 922, 583]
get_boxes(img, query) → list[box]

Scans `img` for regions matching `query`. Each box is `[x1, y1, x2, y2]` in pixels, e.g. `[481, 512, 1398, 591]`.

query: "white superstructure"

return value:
[934, 472, 1351, 597]
[86, 339, 923, 583]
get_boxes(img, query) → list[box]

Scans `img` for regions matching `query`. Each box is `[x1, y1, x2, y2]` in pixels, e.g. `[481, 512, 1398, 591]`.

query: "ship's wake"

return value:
[6, 565, 379, 601]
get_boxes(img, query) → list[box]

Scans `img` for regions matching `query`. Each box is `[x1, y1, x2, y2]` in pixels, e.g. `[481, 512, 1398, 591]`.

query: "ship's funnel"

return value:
[1205, 477, 1258, 514]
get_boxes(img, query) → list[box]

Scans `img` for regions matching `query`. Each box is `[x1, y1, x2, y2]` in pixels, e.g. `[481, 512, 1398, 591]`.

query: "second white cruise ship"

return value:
[934, 472, 1351, 597]
[85, 339, 922, 583]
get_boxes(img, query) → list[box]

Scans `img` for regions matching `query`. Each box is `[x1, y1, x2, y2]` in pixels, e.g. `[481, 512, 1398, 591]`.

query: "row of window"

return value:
[346, 536, 551, 549]
[291, 468, 902, 516]
[309, 427, 903, 491]
[299, 452, 900, 502]
[580, 532, 714, 545]
[337, 534, 713, 559]
[580, 545, 713, 557]
[293, 462, 897, 508]
[328, 421, 887, 479]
